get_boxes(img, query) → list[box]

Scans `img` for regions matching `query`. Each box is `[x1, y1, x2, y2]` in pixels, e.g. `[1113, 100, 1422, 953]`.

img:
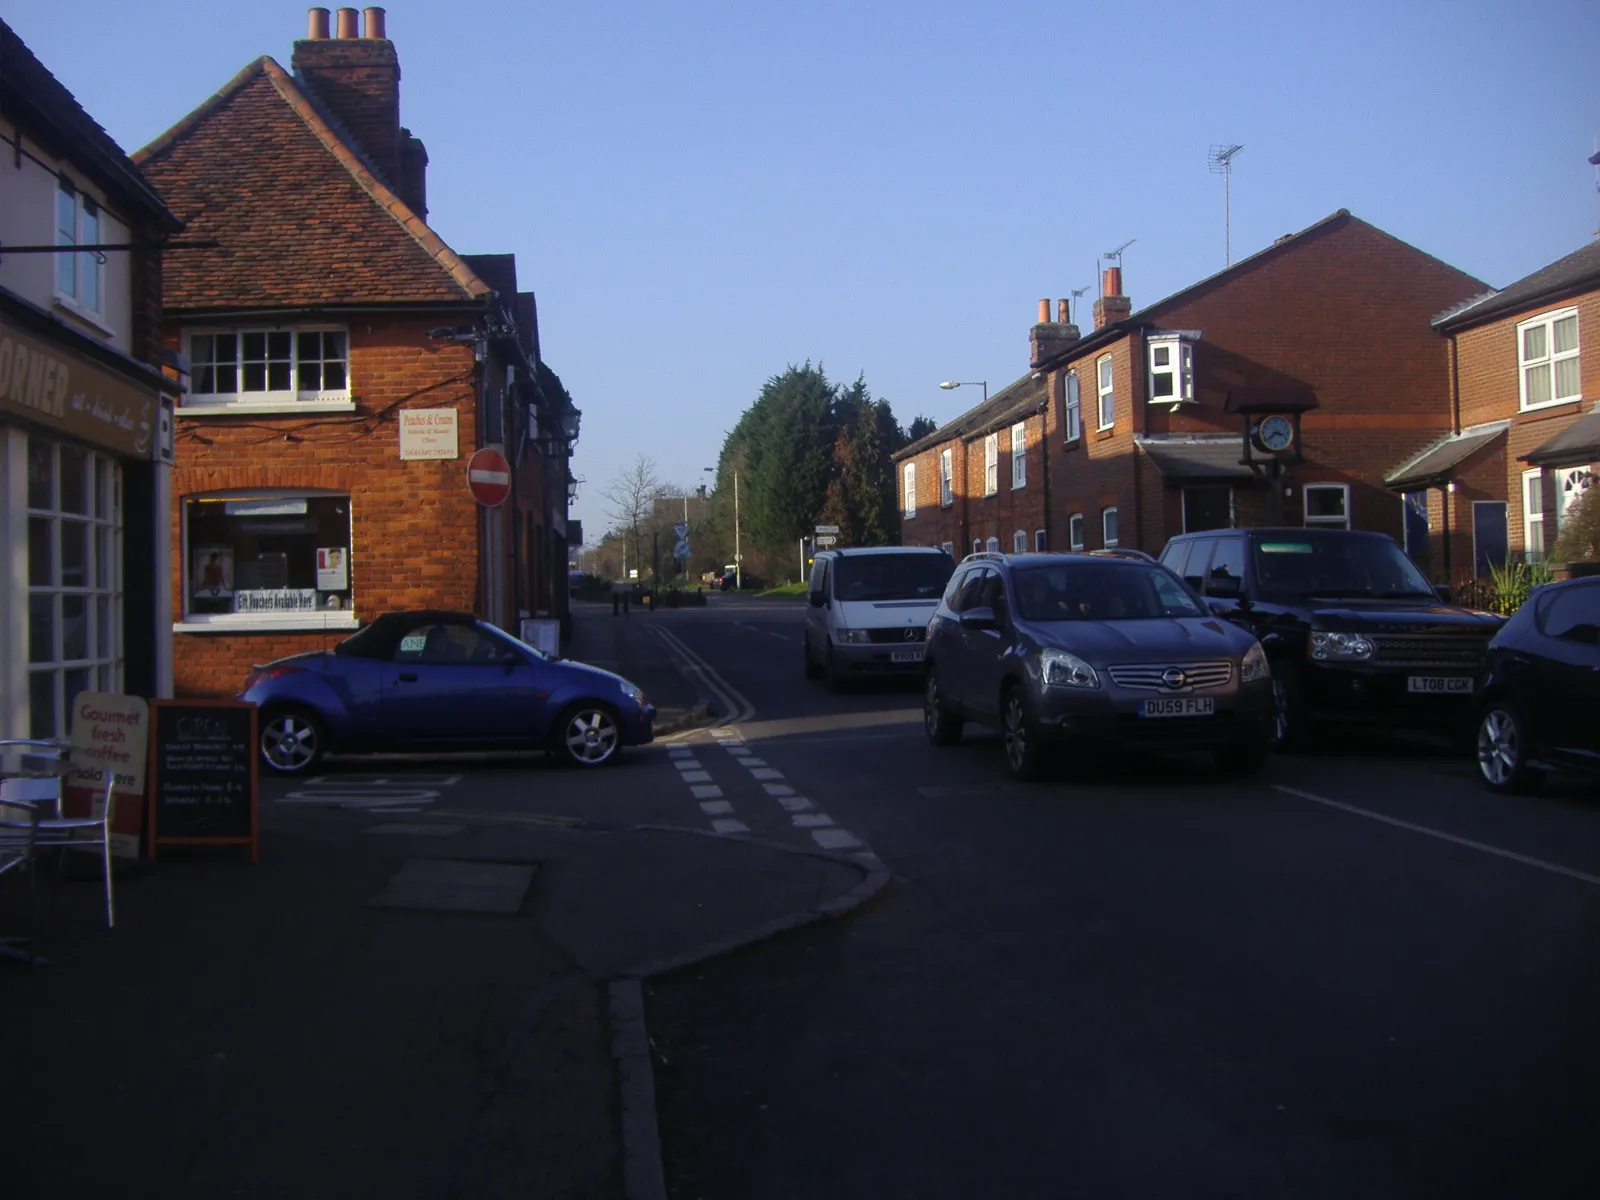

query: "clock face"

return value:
[1257, 416, 1294, 453]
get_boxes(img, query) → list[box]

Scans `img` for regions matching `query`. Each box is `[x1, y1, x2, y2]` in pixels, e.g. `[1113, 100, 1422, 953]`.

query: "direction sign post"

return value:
[815, 535, 838, 547]
[466, 447, 512, 507]
[815, 524, 840, 534]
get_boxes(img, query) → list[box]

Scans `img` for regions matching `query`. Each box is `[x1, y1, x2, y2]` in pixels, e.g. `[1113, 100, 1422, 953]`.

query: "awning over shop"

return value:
[1384, 421, 1507, 490]
[1523, 408, 1600, 468]
[1136, 436, 1257, 482]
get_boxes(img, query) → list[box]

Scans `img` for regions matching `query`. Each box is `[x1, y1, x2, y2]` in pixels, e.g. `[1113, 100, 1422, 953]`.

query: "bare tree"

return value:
[601, 454, 671, 579]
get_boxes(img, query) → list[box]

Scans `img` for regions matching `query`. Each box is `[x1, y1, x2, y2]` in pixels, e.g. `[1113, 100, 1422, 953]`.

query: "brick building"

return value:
[896, 211, 1485, 569]
[1389, 239, 1600, 578]
[1, 20, 185, 739]
[133, 7, 579, 697]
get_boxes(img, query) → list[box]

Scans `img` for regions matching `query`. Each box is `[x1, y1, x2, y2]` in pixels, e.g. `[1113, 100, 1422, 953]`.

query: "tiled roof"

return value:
[0, 19, 179, 229]
[1384, 421, 1508, 489]
[1523, 406, 1600, 468]
[1434, 240, 1600, 331]
[1134, 435, 1257, 481]
[134, 57, 490, 310]
[893, 373, 1047, 460]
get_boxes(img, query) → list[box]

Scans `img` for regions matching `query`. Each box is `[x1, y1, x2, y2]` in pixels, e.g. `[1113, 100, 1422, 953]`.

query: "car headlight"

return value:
[1309, 631, 1374, 661]
[1040, 647, 1099, 689]
[839, 629, 871, 644]
[1240, 641, 1271, 682]
[619, 680, 646, 704]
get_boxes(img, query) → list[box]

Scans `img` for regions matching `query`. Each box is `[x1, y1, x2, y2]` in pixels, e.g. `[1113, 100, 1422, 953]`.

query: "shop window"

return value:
[182, 492, 354, 626]
[185, 326, 350, 408]
[25, 437, 122, 738]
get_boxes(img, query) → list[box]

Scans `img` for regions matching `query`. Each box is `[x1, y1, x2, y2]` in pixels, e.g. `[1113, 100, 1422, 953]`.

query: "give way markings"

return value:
[276, 773, 462, 814]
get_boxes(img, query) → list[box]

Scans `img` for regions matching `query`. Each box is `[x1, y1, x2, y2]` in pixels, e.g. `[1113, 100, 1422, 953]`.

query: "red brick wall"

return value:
[964, 412, 1049, 551]
[1043, 337, 1140, 550]
[168, 317, 484, 695]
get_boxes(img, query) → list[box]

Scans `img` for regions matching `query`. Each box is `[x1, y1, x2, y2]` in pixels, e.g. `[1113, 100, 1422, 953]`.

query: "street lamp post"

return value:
[705, 465, 740, 590]
[939, 380, 988, 402]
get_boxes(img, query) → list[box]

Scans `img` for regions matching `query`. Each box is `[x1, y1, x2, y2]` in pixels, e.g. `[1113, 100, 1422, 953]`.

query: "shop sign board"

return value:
[148, 700, 259, 861]
[63, 692, 150, 858]
[399, 407, 460, 460]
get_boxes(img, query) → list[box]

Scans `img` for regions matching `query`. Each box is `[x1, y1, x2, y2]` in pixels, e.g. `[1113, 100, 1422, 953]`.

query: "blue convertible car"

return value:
[239, 610, 655, 773]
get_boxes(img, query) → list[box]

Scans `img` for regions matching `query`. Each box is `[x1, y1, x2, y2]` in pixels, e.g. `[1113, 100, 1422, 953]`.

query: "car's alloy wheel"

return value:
[260, 708, 325, 774]
[1477, 703, 1540, 793]
[1270, 669, 1310, 753]
[1002, 687, 1045, 781]
[924, 668, 962, 746]
[558, 705, 620, 767]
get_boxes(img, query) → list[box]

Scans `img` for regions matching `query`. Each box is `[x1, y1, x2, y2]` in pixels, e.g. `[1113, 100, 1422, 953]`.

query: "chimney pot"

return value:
[362, 6, 387, 38]
[1103, 266, 1123, 299]
[1038, 299, 1050, 324]
[1056, 299, 1069, 324]
[335, 6, 359, 37]
[307, 7, 331, 38]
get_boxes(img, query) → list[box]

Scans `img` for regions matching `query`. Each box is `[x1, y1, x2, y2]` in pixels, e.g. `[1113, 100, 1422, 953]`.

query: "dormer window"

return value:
[1148, 336, 1194, 406]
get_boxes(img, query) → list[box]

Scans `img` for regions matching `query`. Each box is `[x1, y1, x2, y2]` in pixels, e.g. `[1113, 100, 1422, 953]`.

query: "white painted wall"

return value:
[0, 114, 134, 354]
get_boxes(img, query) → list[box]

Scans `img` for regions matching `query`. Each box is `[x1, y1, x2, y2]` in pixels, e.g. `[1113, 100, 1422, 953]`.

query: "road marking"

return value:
[673, 759, 703, 771]
[749, 768, 783, 781]
[711, 818, 750, 835]
[792, 813, 834, 828]
[668, 747, 693, 759]
[812, 828, 862, 850]
[731, 756, 766, 767]
[690, 784, 723, 799]
[700, 801, 734, 815]
[680, 770, 712, 784]
[652, 626, 757, 728]
[763, 783, 796, 796]
[1272, 785, 1600, 888]
[778, 796, 814, 812]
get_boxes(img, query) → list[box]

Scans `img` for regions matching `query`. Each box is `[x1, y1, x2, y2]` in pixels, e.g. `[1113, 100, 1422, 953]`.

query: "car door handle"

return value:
[398, 672, 419, 682]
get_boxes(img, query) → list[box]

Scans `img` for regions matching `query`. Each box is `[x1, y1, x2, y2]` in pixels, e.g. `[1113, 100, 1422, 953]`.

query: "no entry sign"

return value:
[466, 447, 511, 506]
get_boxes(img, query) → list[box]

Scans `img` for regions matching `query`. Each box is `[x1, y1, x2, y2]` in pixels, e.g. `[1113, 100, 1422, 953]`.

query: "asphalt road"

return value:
[642, 596, 1600, 1200]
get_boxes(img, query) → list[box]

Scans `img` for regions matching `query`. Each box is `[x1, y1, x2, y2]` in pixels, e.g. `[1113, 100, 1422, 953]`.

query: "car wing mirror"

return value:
[959, 606, 998, 631]
[808, 591, 827, 608]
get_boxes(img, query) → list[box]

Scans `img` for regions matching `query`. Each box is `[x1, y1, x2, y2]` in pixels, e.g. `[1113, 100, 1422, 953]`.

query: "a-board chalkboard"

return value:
[148, 700, 259, 860]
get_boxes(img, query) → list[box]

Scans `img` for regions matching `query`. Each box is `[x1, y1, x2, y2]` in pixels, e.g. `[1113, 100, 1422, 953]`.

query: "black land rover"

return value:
[1157, 528, 1505, 750]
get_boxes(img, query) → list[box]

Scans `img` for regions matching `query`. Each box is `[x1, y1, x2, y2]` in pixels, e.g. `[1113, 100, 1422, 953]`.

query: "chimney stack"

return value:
[1030, 298, 1081, 370]
[1093, 267, 1132, 331]
[294, 7, 406, 194]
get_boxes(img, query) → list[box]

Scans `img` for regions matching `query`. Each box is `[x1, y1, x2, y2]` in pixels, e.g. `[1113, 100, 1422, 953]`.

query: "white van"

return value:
[803, 546, 956, 689]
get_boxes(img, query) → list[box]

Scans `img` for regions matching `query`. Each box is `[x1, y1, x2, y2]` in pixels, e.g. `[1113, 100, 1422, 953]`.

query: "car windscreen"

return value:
[832, 553, 954, 602]
[1252, 534, 1434, 599]
[1012, 563, 1204, 621]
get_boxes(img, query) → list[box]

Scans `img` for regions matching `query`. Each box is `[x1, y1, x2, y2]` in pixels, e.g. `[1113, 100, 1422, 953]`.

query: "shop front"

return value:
[0, 305, 177, 738]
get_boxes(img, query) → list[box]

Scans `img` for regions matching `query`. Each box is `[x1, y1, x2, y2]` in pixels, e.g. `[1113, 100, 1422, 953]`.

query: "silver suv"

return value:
[923, 552, 1275, 780]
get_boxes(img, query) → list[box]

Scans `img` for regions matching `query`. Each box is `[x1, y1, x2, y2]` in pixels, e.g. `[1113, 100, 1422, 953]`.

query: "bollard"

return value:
[612, 591, 620, 617]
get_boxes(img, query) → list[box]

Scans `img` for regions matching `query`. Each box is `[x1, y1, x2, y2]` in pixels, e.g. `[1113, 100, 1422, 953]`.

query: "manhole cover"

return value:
[366, 858, 537, 914]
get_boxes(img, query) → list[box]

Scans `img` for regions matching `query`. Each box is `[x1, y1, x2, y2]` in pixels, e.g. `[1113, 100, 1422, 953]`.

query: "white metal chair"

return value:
[0, 738, 119, 930]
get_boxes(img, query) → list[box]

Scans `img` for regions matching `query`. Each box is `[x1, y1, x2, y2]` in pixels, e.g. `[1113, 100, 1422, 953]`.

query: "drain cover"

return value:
[366, 858, 537, 914]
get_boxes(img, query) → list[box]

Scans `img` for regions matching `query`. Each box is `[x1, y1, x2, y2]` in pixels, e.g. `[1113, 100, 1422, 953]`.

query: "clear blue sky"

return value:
[11, 1, 1599, 546]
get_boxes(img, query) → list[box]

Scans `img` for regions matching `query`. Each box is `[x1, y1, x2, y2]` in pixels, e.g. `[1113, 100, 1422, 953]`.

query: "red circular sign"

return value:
[466, 447, 512, 507]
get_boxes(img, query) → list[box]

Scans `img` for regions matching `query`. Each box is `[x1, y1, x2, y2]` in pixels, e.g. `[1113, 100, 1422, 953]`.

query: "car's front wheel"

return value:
[553, 702, 622, 767]
[1477, 701, 1541, 794]
[1270, 667, 1312, 753]
[803, 635, 823, 680]
[924, 667, 963, 746]
[259, 706, 326, 775]
[1001, 685, 1048, 782]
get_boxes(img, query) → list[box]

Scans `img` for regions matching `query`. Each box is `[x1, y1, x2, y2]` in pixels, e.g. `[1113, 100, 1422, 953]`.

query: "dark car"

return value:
[239, 610, 655, 774]
[1158, 528, 1504, 750]
[1474, 576, 1600, 792]
[923, 552, 1275, 780]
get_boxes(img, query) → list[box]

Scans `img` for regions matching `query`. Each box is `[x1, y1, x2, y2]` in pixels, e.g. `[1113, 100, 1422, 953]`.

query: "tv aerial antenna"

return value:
[1069, 286, 1090, 325]
[1208, 143, 1245, 266]
[1099, 239, 1135, 294]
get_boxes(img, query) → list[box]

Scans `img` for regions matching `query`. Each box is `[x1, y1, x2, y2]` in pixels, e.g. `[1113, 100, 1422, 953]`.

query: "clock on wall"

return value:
[1253, 415, 1294, 454]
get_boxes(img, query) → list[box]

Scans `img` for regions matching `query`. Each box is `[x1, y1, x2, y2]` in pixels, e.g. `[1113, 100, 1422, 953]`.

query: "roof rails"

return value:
[960, 551, 1008, 563]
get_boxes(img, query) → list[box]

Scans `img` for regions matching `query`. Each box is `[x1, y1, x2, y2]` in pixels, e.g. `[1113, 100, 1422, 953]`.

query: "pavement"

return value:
[0, 599, 887, 1200]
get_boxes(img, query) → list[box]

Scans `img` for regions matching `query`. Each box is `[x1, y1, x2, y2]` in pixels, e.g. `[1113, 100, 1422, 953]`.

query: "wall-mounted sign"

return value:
[225, 498, 308, 516]
[399, 407, 460, 460]
[234, 588, 319, 614]
[316, 547, 348, 591]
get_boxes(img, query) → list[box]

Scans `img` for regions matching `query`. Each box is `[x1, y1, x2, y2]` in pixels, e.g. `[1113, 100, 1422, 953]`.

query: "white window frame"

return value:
[1557, 466, 1593, 531]
[1522, 468, 1545, 561]
[941, 541, 954, 557]
[1063, 370, 1081, 442]
[1097, 355, 1115, 430]
[1010, 423, 1027, 489]
[177, 488, 359, 631]
[1034, 528, 1047, 552]
[54, 176, 105, 320]
[1147, 336, 1195, 406]
[903, 462, 917, 518]
[939, 448, 953, 507]
[984, 434, 998, 496]
[1068, 513, 1084, 551]
[181, 325, 355, 413]
[1517, 307, 1581, 412]
[1101, 506, 1119, 548]
[986, 537, 1000, 553]
[1012, 529, 1026, 553]
[1304, 483, 1351, 529]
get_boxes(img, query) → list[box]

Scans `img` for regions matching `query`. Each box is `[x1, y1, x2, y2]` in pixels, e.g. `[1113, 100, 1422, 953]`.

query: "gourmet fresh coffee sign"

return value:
[0, 313, 163, 459]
